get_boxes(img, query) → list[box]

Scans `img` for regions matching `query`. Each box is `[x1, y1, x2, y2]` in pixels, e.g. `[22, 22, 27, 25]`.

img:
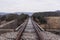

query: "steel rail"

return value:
[16, 19, 28, 40]
[16, 19, 44, 40]
[32, 20, 44, 40]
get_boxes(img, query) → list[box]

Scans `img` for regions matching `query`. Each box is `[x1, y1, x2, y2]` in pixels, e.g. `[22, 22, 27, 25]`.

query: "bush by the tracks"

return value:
[17, 13, 29, 26]
[32, 13, 47, 24]
[0, 15, 6, 21]
[6, 14, 18, 21]
[5, 13, 29, 25]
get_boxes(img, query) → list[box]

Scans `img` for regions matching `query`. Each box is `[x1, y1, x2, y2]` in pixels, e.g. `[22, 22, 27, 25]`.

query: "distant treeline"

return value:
[34, 12, 60, 17]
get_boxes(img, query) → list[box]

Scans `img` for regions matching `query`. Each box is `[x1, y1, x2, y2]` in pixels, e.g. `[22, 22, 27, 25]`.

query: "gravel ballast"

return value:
[0, 32, 18, 40]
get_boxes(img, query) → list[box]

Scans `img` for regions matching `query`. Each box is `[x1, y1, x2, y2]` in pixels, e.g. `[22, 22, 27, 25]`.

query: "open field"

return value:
[40, 17, 60, 29]
[45, 17, 60, 29]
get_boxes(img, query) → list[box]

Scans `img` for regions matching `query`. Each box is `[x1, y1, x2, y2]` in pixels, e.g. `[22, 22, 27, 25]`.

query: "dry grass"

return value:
[45, 17, 60, 29]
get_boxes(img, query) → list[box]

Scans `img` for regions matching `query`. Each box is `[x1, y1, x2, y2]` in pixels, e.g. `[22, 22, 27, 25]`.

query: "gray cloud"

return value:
[0, 0, 60, 12]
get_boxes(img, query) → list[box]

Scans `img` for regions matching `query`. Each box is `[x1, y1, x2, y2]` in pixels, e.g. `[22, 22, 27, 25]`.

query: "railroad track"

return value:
[16, 18, 44, 40]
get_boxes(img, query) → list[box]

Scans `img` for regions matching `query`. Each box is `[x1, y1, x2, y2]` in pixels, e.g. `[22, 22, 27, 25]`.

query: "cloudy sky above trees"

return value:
[0, 0, 60, 12]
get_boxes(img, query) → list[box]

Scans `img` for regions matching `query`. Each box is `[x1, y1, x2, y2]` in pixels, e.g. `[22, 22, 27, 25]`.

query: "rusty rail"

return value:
[16, 18, 44, 40]
[32, 20, 44, 40]
[16, 19, 28, 40]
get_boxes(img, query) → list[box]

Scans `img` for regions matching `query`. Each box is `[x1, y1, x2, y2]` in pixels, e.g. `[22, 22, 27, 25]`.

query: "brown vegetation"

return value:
[45, 17, 60, 29]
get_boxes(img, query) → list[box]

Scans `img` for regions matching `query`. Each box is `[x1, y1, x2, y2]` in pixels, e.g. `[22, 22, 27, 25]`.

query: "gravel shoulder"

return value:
[0, 32, 18, 40]
[40, 31, 60, 40]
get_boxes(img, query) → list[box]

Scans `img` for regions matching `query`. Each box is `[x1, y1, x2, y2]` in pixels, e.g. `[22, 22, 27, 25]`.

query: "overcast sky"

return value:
[0, 0, 60, 12]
